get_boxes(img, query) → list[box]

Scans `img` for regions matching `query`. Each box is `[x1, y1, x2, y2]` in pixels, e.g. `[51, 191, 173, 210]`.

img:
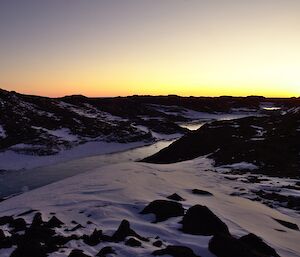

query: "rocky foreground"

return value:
[0, 159, 299, 257]
[0, 199, 289, 257]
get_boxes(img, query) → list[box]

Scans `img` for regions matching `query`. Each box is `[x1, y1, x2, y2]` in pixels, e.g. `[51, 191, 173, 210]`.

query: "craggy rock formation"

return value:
[143, 108, 300, 178]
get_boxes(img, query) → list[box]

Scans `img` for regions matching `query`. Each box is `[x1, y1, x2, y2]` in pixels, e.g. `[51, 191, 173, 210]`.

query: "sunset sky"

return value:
[0, 0, 299, 97]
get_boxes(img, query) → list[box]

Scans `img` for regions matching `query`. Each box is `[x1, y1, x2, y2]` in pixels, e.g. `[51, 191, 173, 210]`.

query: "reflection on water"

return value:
[0, 140, 174, 198]
[178, 113, 254, 131]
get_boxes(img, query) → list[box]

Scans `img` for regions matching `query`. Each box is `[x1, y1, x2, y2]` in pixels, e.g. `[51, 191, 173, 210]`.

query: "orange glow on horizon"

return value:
[0, 1, 299, 98]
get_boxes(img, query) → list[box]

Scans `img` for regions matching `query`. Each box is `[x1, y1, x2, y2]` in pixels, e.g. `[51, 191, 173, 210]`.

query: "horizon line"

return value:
[1, 88, 299, 99]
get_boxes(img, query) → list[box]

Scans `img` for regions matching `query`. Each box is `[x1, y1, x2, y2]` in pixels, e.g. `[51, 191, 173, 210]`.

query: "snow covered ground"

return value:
[0, 157, 299, 257]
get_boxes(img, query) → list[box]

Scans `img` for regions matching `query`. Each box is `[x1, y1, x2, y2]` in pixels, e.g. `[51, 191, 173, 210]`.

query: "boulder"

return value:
[9, 218, 27, 232]
[68, 249, 91, 257]
[125, 237, 142, 247]
[239, 233, 280, 257]
[141, 200, 184, 222]
[181, 205, 229, 235]
[46, 216, 64, 228]
[209, 233, 253, 257]
[209, 233, 281, 257]
[152, 245, 200, 257]
[10, 239, 47, 257]
[82, 229, 103, 246]
[111, 219, 148, 242]
[167, 193, 185, 201]
[96, 246, 115, 257]
[192, 189, 213, 196]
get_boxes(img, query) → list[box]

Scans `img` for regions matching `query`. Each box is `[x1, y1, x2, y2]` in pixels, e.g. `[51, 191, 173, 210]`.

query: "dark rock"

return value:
[0, 230, 5, 241]
[25, 224, 56, 242]
[31, 212, 44, 227]
[125, 237, 142, 247]
[181, 205, 229, 235]
[0, 229, 12, 249]
[96, 246, 115, 257]
[142, 111, 300, 180]
[153, 240, 163, 247]
[273, 218, 299, 230]
[152, 245, 200, 257]
[82, 229, 103, 246]
[46, 216, 64, 228]
[68, 249, 91, 257]
[46, 234, 79, 252]
[192, 189, 213, 196]
[209, 233, 254, 257]
[141, 200, 184, 222]
[255, 190, 300, 211]
[9, 218, 27, 232]
[111, 219, 148, 242]
[209, 233, 281, 257]
[65, 224, 84, 232]
[0, 216, 13, 226]
[167, 193, 185, 201]
[239, 233, 280, 257]
[10, 239, 47, 257]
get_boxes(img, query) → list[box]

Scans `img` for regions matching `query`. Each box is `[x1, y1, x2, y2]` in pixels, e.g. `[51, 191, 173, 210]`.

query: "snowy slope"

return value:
[0, 157, 299, 257]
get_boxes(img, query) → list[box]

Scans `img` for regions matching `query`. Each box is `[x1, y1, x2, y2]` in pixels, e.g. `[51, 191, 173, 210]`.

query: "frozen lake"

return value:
[0, 140, 173, 198]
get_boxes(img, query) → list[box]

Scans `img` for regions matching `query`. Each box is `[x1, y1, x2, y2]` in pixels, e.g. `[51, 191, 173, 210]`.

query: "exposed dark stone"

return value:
[167, 193, 185, 201]
[209, 233, 281, 257]
[141, 200, 184, 222]
[239, 233, 280, 257]
[10, 238, 47, 257]
[9, 218, 27, 232]
[181, 205, 229, 236]
[47, 234, 79, 251]
[46, 216, 64, 228]
[192, 189, 213, 196]
[273, 218, 299, 230]
[111, 219, 148, 242]
[125, 237, 142, 247]
[0, 216, 13, 226]
[68, 249, 91, 257]
[152, 245, 200, 257]
[82, 229, 103, 246]
[255, 190, 300, 211]
[96, 246, 115, 257]
[153, 240, 163, 247]
[65, 224, 84, 232]
[209, 233, 254, 257]
[31, 212, 44, 227]
[0, 229, 12, 249]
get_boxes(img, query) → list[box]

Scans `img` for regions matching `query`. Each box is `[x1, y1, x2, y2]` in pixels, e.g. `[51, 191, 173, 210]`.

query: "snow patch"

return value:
[220, 162, 259, 170]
